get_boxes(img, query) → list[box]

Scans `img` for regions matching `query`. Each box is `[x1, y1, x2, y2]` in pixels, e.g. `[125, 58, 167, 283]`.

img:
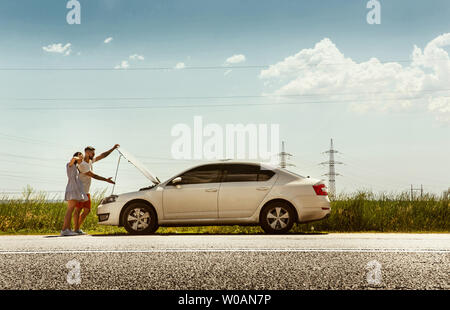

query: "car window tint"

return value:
[223, 164, 260, 182]
[179, 165, 221, 184]
[258, 169, 275, 181]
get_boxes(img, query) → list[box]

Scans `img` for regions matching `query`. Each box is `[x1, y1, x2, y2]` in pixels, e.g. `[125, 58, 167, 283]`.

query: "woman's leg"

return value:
[62, 200, 76, 231]
[73, 207, 81, 231]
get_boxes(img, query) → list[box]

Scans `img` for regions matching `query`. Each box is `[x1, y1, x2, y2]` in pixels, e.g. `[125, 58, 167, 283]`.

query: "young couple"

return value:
[61, 144, 120, 236]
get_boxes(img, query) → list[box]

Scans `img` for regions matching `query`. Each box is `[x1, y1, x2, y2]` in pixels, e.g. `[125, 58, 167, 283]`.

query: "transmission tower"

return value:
[320, 139, 343, 198]
[278, 141, 294, 169]
[410, 184, 424, 200]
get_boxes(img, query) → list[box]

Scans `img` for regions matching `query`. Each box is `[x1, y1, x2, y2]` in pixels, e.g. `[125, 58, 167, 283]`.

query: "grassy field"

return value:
[0, 187, 448, 234]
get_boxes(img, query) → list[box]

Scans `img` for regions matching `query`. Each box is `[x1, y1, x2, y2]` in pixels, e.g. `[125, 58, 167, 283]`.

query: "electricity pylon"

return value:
[320, 139, 343, 198]
[278, 141, 294, 169]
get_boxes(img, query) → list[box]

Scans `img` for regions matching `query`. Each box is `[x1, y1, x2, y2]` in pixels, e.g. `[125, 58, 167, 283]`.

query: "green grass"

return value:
[0, 187, 448, 234]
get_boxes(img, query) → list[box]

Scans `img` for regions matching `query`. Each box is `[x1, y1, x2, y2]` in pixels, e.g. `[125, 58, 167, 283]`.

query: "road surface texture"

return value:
[0, 233, 448, 290]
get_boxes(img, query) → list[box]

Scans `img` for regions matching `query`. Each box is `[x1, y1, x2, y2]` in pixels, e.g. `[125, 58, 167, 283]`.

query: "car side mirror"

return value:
[172, 177, 182, 185]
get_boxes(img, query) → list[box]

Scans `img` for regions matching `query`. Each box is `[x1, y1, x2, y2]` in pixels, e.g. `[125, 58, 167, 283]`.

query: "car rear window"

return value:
[223, 164, 275, 182]
[258, 169, 275, 181]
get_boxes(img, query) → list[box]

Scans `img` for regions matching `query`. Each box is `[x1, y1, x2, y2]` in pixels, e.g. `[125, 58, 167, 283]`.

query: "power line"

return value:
[0, 58, 448, 71]
[0, 152, 62, 161]
[2, 95, 447, 111]
[2, 88, 450, 102]
[0, 65, 268, 71]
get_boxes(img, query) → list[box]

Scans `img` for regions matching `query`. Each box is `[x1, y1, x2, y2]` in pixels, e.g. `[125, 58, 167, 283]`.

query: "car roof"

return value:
[175, 161, 282, 175]
[160, 161, 303, 185]
[189, 160, 277, 167]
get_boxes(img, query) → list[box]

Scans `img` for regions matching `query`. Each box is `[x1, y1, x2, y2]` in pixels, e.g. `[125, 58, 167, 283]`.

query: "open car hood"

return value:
[117, 147, 160, 184]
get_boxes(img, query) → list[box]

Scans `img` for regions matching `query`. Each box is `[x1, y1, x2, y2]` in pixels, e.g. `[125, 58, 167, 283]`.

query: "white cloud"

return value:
[225, 54, 246, 65]
[174, 62, 186, 69]
[224, 69, 232, 76]
[129, 54, 144, 61]
[104, 37, 113, 44]
[428, 97, 450, 122]
[42, 43, 72, 56]
[259, 35, 450, 122]
[114, 60, 129, 69]
[114, 54, 144, 69]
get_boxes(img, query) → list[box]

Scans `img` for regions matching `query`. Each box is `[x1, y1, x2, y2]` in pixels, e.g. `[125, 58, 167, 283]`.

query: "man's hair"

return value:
[85, 146, 95, 152]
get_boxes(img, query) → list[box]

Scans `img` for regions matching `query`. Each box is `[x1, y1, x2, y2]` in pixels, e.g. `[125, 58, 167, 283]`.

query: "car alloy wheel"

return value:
[266, 207, 290, 230]
[127, 207, 150, 231]
[260, 201, 295, 234]
[122, 202, 158, 234]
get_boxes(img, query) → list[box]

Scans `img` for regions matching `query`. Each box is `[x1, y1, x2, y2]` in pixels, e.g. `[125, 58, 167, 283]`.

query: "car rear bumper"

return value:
[298, 211, 330, 223]
[293, 195, 331, 223]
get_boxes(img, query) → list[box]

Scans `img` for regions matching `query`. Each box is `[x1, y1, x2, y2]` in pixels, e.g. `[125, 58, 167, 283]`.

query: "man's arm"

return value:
[94, 144, 120, 162]
[85, 171, 115, 184]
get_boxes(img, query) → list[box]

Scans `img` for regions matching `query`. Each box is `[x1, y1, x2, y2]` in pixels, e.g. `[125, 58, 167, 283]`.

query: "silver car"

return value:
[97, 148, 331, 234]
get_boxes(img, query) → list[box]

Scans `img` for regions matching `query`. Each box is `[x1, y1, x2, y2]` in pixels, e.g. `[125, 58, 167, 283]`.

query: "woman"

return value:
[61, 152, 88, 236]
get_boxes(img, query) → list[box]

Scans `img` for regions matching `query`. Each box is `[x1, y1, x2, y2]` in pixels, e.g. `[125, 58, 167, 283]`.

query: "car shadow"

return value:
[90, 232, 328, 237]
[43, 235, 89, 238]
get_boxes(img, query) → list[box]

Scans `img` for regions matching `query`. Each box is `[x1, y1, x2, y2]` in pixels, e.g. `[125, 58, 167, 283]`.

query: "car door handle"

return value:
[256, 186, 269, 191]
[205, 188, 218, 192]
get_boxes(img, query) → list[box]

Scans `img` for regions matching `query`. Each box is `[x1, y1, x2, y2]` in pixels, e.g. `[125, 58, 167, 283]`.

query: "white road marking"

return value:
[0, 248, 448, 254]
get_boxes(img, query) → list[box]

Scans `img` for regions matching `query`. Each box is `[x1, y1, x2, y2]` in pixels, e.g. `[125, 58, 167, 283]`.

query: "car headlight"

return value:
[101, 195, 118, 205]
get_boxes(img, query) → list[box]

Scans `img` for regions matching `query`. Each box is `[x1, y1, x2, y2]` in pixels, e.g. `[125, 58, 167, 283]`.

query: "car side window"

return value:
[258, 169, 275, 181]
[176, 165, 222, 185]
[223, 164, 274, 182]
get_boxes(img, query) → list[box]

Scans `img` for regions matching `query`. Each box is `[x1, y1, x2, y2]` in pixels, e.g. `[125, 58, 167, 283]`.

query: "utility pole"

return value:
[278, 141, 294, 169]
[320, 138, 343, 199]
[410, 184, 424, 200]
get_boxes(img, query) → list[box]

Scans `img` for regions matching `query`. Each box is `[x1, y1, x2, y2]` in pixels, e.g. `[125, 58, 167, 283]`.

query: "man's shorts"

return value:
[75, 193, 91, 210]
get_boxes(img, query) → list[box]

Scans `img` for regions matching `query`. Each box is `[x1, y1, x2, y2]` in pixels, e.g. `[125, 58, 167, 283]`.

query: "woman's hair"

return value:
[70, 152, 82, 167]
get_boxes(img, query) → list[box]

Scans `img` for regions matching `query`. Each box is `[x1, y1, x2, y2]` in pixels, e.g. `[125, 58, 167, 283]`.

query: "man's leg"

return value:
[78, 208, 91, 228]
[77, 194, 91, 230]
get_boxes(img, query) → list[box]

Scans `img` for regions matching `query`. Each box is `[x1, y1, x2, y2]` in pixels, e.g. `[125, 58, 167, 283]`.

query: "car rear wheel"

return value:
[122, 203, 158, 235]
[260, 201, 295, 234]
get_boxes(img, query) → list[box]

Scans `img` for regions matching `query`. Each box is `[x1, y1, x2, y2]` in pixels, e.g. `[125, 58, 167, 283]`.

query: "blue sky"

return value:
[0, 0, 449, 196]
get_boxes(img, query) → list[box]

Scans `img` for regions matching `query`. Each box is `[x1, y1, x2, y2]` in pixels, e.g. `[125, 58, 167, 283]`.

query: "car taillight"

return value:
[313, 184, 328, 196]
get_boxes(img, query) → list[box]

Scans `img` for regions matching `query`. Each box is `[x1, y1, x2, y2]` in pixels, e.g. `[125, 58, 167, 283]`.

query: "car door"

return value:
[162, 164, 222, 220]
[218, 164, 277, 218]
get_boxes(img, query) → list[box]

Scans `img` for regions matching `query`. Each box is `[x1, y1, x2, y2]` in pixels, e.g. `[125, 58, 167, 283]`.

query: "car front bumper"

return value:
[97, 200, 123, 226]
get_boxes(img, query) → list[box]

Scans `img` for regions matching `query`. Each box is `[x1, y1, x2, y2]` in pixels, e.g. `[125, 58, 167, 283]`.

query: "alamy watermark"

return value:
[171, 116, 280, 163]
[366, 0, 381, 25]
[66, 0, 81, 25]
[66, 259, 81, 285]
[365, 260, 382, 285]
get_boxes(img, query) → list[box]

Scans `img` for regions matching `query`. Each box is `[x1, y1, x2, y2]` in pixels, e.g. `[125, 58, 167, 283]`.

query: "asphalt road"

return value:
[0, 233, 448, 290]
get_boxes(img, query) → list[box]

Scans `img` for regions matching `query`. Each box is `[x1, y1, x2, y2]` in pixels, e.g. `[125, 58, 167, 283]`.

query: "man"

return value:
[73, 144, 120, 234]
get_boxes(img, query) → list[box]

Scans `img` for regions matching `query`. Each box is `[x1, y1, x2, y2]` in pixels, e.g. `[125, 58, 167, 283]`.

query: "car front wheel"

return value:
[122, 203, 158, 235]
[260, 201, 295, 234]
